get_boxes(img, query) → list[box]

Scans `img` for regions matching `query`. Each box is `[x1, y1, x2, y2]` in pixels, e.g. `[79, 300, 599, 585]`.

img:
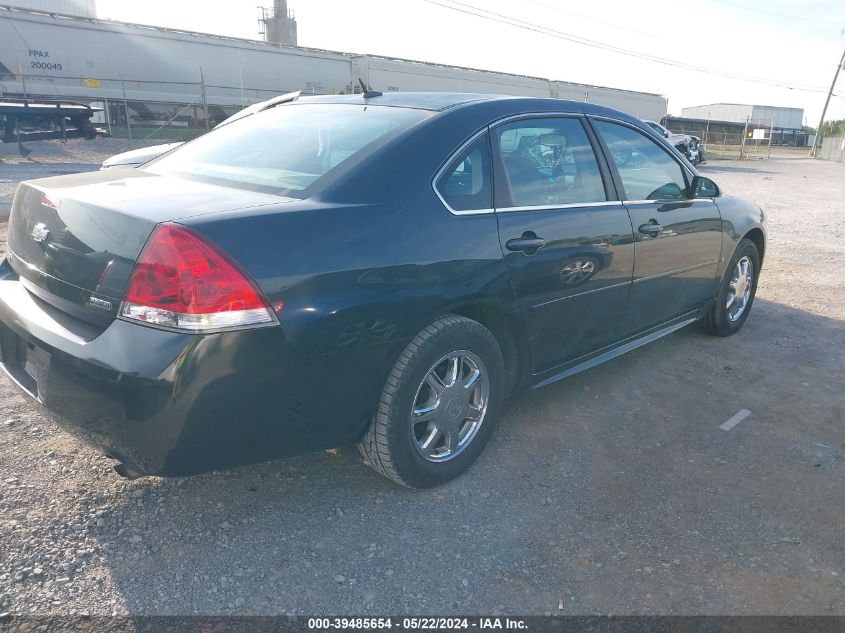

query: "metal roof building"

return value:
[680, 103, 804, 130]
[669, 103, 808, 146]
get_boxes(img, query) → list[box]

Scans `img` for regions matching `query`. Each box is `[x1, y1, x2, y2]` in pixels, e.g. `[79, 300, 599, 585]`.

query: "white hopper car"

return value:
[0, 5, 667, 120]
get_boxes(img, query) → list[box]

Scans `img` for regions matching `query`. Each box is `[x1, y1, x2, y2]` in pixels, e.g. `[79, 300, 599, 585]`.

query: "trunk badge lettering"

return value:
[31, 223, 50, 243]
[87, 296, 112, 311]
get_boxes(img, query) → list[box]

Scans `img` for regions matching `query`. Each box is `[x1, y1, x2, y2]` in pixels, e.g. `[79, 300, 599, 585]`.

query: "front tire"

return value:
[704, 238, 760, 336]
[359, 315, 505, 488]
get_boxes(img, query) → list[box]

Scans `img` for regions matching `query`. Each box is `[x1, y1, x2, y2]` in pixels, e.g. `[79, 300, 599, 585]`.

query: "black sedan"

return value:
[0, 92, 765, 488]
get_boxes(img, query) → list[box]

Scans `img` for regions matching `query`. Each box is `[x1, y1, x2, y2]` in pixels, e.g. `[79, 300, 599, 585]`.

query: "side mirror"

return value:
[691, 175, 720, 198]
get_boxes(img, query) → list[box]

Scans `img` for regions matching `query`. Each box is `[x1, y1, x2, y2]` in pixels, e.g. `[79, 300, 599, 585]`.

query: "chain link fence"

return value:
[665, 118, 810, 160]
[668, 122, 770, 160]
[692, 129, 747, 160]
[90, 79, 284, 142]
[94, 95, 228, 143]
[2, 74, 310, 143]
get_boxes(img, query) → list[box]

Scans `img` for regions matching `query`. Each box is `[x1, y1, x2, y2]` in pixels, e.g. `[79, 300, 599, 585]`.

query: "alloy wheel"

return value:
[726, 255, 754, 322]
[410, 351, 490, 463]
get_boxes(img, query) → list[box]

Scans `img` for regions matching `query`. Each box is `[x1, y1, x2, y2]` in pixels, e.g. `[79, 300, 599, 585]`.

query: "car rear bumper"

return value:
[0, 261, 383, 476]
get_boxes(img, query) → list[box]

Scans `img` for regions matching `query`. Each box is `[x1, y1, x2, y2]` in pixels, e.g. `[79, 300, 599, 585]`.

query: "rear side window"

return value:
[146, 103, 429, 198]
[594, 120, 689, 201]
[435, 134, 492, 212]
[494, 117, 607, 208]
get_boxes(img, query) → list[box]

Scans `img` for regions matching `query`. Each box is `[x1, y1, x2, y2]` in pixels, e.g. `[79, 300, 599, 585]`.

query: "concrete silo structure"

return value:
[259, 0, 298, 46]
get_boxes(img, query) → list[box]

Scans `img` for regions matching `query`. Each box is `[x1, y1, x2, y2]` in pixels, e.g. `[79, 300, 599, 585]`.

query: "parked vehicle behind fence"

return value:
[643, 119, 706, 165]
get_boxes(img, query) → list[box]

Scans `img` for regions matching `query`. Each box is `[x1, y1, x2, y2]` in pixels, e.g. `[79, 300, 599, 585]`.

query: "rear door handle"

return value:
[506, 235, 546, 253]
[638, 222, 663, 234]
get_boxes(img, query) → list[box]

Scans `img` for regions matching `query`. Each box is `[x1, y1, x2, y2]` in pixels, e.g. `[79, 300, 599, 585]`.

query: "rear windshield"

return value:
[144, 103, 430, 197]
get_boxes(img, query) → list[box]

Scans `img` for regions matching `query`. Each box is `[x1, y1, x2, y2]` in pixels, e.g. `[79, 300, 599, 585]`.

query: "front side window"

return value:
[594, 120, 689, 201]
[434, 135, 492, 212]
[146, 104, 430, 197]
[494, 117, 607, 208]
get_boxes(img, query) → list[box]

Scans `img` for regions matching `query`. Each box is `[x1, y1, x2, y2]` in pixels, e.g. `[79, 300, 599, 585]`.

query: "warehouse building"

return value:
[673, 103, 808, 146]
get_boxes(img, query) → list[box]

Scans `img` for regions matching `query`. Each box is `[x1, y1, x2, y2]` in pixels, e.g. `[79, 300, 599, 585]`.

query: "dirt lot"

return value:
[0, 139, 160, 220]
[0, 142, 842, 616]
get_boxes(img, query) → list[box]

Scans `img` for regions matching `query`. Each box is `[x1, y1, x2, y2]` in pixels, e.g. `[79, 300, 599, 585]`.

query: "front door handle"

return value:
[638, 222, 663, 234]
[506, 233, 546, 253]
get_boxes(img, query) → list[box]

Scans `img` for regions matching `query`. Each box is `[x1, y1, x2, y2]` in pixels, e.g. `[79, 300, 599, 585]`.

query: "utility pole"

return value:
[200, 68, 210, 131]
[767, 117, 774, 160]
[810, 44, 845, 158]
[121, 80, 132, 140]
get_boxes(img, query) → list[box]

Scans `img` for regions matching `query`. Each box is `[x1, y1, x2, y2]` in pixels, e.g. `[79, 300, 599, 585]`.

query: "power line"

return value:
[711, 0, 845, 27]
[519, 0, 667, 41]
[424, 0, 833, 94]
[430, 0, 830, 92]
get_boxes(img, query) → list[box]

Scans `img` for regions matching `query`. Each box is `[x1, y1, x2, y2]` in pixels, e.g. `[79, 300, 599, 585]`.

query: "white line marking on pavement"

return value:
[720, 409, 752, 431]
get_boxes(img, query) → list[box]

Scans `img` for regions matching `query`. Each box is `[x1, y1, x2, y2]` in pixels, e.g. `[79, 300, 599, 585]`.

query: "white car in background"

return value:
[643, 119, 705, 165]
[100, 142, 184, 169]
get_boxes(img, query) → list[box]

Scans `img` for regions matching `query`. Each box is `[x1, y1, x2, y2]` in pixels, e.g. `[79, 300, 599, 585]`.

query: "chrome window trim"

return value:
[432, 112, 693, 216]
[623, 199, 679, 205]
[487, 110, 585, 128]
[497, 200, 622, 213]
[431, 126, 495, 216]
[623, 199, 713, 205]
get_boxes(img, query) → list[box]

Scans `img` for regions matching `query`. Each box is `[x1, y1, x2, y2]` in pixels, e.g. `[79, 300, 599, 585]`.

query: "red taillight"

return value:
[120, 223, 275, 332]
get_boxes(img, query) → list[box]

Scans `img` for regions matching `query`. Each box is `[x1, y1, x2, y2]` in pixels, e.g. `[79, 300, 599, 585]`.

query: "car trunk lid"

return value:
[5, 170, 286, 327]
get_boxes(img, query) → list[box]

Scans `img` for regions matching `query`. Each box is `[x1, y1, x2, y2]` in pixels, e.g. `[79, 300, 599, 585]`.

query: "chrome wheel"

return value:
[726, 255, 753, 322]
[410, 350, 490, 463]
[560, 259, 596, 284]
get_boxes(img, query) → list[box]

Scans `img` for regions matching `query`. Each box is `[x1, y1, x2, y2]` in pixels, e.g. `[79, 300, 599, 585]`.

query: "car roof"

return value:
[294, 92, 644, 123]
[296, 92, 512, 111]
[287, 92, 669, 184]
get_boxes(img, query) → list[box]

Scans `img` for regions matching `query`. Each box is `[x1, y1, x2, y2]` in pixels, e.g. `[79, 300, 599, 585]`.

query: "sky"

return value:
[96, 0, 845, 126]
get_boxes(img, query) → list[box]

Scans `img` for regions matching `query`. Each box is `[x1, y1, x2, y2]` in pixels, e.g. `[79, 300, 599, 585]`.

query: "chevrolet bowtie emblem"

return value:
[31, 223, 50, 243]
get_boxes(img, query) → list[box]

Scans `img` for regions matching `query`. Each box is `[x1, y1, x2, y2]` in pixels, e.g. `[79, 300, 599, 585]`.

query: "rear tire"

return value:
[704, 238, 760, 336]
[359, 315, 505, 488]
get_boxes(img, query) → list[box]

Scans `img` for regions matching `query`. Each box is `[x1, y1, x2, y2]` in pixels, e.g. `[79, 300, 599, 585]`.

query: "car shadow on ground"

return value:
[17, 298, 845, 615]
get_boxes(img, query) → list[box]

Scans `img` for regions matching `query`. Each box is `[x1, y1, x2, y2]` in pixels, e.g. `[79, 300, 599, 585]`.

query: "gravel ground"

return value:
[0, 150, 843, 616]
[0, 139, 162, 220]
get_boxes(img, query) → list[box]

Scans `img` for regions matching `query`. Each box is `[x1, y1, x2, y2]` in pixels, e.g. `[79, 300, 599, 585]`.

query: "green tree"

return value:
[820, 119, 845, 138]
